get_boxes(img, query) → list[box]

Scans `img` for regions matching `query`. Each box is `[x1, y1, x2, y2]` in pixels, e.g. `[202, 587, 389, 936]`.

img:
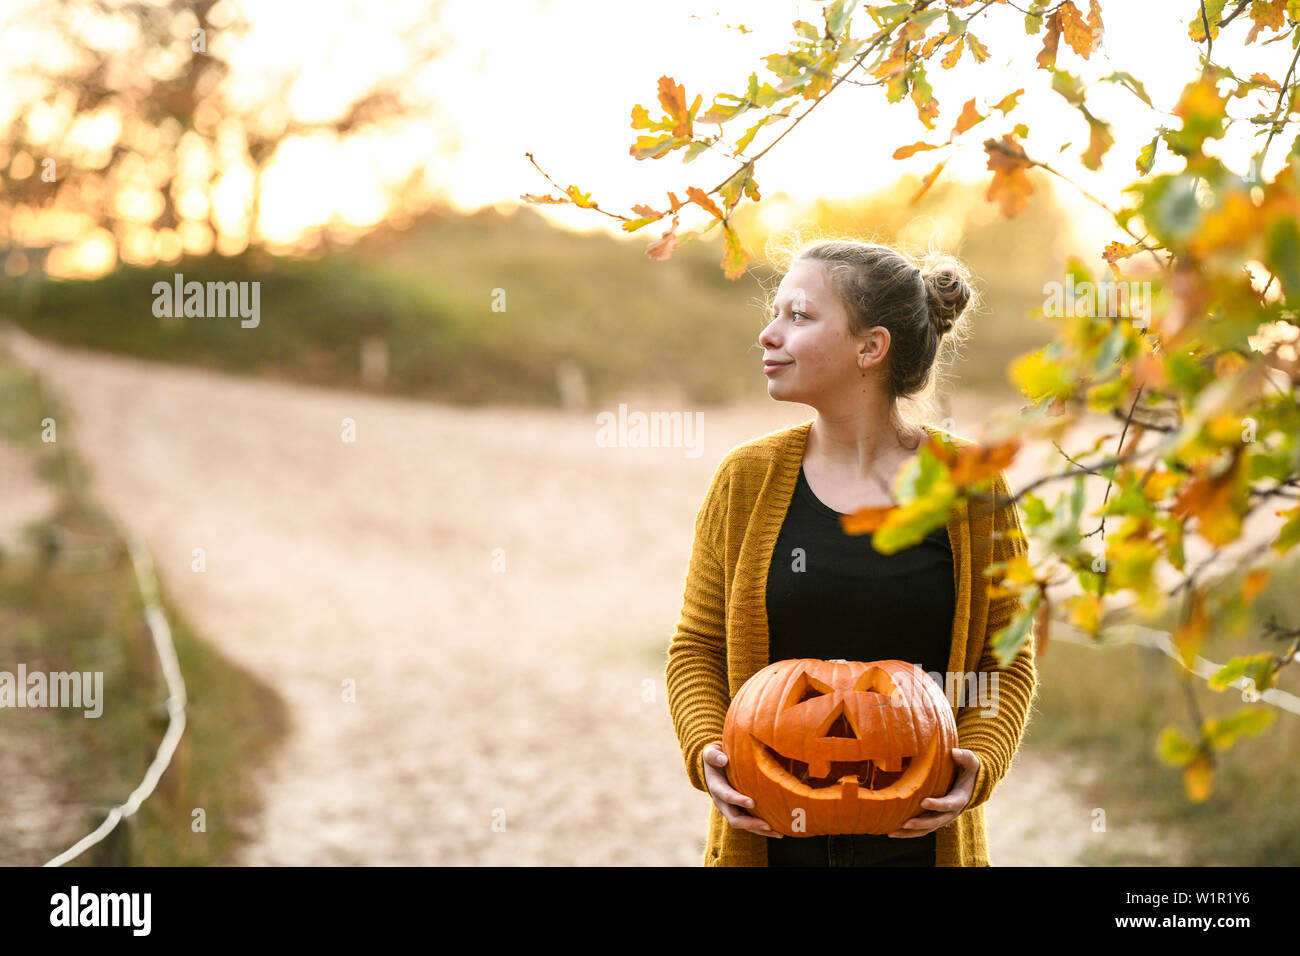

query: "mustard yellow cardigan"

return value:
[666, 418, 1038, 866]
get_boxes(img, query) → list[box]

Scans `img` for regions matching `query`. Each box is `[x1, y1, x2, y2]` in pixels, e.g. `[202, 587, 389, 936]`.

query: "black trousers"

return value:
[767, 831, 936, 867]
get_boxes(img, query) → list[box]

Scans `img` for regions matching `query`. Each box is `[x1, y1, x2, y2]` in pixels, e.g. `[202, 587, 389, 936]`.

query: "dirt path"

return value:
[3, 328, 1189, 865]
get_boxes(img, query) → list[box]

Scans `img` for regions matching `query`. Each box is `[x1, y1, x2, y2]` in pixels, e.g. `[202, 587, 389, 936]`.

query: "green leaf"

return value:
[867, 3, 911, 29]
[1203, 706, 1274, 750]
[1021, 491, 1051, 527]
[989, 588, 1040, 665]
[872, 444, 956, 554]
[1208, 653, 1276, 692]
[1156, 726, 1199, 766]
[825, 0, 860, 36]
[1263, 212, 1300, 300]
[794, 19, 820, 42]
[1276, 507, 1300, 554]
[1137, 135, 1159, 175]
[1101, 70, 1153, 108]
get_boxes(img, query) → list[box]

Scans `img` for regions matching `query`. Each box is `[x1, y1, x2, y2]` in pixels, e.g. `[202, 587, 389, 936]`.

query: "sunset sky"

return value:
[2, 0, 1295, 268]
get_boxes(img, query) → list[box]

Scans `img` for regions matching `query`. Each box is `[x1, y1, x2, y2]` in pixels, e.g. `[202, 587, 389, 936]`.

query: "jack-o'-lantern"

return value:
[721, 658, 958, 837]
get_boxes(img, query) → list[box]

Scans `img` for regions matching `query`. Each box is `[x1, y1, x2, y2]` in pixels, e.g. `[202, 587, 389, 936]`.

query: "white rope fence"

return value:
[1047, 621, 1300, 717]
[43, 534, 188, 867]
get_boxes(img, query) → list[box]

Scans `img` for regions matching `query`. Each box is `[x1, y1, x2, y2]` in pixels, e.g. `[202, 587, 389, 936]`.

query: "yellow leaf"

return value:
[1009, 349, 1069, 400]
[1183, 752, 1214, 803]
[941, 36, 965, 69]
[910, 159, 948, 203]
[721, 223, 749, 280]
[1082, 117, 1113, 170]
[1064, 593, 1102, 635]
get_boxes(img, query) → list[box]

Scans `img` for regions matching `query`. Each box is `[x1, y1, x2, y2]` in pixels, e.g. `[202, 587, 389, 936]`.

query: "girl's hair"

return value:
[762, 232, 978, 433]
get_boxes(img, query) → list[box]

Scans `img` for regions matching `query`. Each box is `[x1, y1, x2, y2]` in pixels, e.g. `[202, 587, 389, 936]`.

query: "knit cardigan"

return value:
[666, 418, 1038, 866]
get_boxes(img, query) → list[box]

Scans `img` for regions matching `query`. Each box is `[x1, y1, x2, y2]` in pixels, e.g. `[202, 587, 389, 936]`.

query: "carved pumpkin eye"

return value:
[784, 674, 834, 709]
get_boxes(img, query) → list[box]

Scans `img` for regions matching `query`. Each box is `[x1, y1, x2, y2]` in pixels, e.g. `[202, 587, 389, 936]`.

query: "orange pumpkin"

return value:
[721, 658, 958, 837]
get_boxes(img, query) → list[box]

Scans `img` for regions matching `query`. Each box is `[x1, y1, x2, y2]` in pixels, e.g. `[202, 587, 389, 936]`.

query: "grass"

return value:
[1025, 562, 1300, 865]
[0, 347, 288, 865]
[0, 180, 1068, 411]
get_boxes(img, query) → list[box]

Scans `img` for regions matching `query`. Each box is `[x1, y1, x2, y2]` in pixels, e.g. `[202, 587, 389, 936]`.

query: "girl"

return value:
[666, 238, 1037, 867]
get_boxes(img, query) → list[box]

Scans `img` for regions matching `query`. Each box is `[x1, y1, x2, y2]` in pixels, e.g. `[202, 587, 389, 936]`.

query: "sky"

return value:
[3, 0, 1298, 268]
[426, 0, 1299, 258]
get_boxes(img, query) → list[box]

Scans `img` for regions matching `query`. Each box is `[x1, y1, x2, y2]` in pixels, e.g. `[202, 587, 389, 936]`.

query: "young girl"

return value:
[666, 238, 1037, 867]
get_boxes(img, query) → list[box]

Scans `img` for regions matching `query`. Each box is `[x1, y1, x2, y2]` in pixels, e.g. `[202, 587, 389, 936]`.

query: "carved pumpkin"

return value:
[721, 658, 958, 837]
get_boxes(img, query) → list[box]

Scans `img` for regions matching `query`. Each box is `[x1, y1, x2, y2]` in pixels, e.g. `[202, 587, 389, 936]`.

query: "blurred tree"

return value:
[0, 0, 449, 273]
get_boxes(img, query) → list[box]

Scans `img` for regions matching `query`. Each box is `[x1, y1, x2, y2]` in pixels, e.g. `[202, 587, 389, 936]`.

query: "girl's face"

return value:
[758, 258, 889, 406]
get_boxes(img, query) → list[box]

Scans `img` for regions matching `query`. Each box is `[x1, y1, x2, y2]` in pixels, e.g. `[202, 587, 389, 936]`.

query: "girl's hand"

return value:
[887, 748, 980, 838]
[702, 743, 783, 839]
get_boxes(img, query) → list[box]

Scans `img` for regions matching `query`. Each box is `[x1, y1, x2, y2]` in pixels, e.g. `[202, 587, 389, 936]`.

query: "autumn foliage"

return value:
[525, 0, 1300, 804]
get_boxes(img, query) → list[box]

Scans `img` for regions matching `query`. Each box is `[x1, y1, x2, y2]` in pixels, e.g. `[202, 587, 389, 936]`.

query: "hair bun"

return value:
[922, 265, 971, 337]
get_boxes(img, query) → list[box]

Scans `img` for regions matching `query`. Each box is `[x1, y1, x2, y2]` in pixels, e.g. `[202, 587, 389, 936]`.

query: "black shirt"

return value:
[764, 463, 956, 867]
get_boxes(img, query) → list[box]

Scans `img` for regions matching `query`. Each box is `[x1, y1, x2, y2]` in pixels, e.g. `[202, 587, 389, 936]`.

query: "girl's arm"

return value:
[666, 459, 732, 794]
[955, 469, 1039, 810]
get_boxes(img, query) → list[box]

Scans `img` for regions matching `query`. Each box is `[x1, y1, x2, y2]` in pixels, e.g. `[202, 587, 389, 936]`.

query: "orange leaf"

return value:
[894, 141, 942, 160]
[841, 505, 898, 535]
[657, 75, 694, 138]
[686, 186, 723, 220]
[1034, 589, 1052, 658]
[1058, 0, 1101, 58]
[1242, 568, 1271, 602]
[1036, 10, 1062, 69]
[942, 438, 1022, 486]
[646, 217, 679, 261]
[951, 98, 985, 137]
[1172, 453, 1248, 547]
[984, 134, 1035, 217]
[1172, 588, 1210, 669]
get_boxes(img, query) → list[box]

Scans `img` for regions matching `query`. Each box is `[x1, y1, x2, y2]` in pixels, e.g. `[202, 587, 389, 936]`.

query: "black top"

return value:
[764, 463, 956, 867]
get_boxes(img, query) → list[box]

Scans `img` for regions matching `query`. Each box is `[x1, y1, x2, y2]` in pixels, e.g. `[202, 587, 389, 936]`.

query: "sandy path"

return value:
[3, 327, 1189, 865]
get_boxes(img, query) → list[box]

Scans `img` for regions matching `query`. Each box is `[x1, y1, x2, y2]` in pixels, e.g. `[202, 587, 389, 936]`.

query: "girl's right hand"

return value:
[702, 743, 782, 839]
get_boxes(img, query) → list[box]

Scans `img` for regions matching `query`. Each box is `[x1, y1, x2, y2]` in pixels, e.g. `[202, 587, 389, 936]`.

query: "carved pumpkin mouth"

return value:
[751, 727, 936, 800]
[760, 743, 913, 790]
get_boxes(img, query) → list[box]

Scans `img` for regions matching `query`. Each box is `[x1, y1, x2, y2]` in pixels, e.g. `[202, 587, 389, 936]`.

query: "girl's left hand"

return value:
[887, 748, 980, 838]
